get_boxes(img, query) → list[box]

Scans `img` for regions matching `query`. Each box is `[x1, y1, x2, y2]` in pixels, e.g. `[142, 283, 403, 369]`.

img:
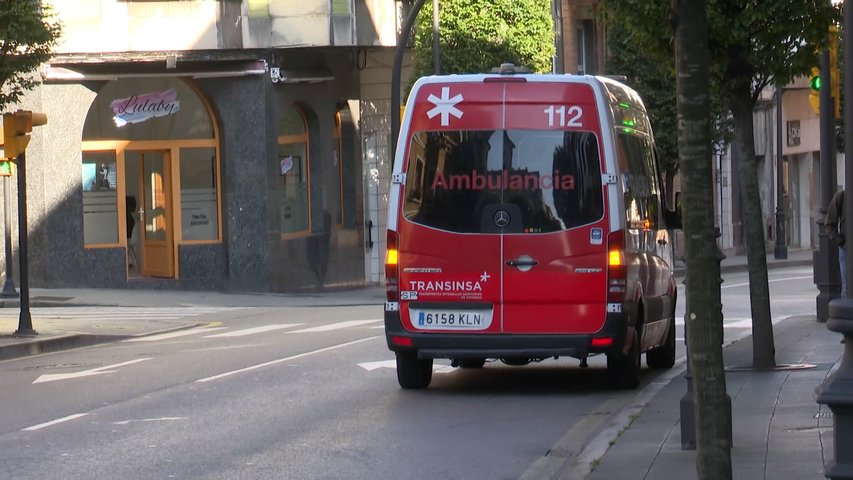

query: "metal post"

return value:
[680, 302, 696, 450]
[391, 0, 427, 164]
[1, 176, 17, 297]
[775, 86, 787, 259]
[817, 41, 840, 323]
[432, 0, 440, 75]
[817, 3, 853, 477]
[13, 152, 33, 335]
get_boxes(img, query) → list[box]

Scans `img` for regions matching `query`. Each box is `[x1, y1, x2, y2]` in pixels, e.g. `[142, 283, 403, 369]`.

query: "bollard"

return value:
[816, 298, 853, 479]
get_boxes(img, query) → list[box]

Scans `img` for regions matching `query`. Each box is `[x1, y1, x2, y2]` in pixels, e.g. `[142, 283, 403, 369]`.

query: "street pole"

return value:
[1, 175, 17, 297]
[816, 43, 839, 323]
[432, 0, 440, 75]
[391, 0, 427, 162]
[13, 151, 34, 335]
[817, 3, 853, 477]
[774, 86, 787, 259]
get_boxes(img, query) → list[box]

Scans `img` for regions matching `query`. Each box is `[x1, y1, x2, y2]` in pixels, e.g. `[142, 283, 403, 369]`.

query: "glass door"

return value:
[135, 151, 174, 278]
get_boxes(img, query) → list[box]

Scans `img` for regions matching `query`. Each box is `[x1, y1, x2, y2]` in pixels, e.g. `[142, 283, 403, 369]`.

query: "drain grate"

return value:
[815, 412, 833, 419]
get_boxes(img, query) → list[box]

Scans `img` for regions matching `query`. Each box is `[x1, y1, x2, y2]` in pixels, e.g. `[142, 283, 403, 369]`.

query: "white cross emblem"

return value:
[427, 87, 464, 126]
[480, 271, 490, 282]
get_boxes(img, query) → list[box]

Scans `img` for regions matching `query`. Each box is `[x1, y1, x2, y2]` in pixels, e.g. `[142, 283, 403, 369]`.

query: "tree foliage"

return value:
[411, 0, 554, 80]
[604, 15, 731, 181]
[606, 0, 839, 369]
[0, 1, 62, 111]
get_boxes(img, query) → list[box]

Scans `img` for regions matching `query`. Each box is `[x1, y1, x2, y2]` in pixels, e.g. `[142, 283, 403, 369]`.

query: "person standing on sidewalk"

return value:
[826, 188, 846, 296]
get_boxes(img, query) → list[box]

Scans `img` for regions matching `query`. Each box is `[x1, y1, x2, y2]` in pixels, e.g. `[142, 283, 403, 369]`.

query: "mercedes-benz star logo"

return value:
[493, 210, 510, 228]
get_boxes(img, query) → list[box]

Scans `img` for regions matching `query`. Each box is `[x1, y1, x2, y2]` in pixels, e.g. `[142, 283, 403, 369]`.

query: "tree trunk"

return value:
[674, 0, 733, 478]
[728, 88, 777, 369]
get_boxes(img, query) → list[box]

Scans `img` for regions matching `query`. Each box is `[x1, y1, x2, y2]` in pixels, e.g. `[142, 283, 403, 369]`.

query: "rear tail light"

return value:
[385, 230, 400, 302]
[390, 335, 413, 347]
[607, 230, 626, 303]
[591, 337, 614, 348]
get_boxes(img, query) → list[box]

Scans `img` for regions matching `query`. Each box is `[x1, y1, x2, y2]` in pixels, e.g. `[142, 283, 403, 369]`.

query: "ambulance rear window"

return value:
[402, 130, 603, 234]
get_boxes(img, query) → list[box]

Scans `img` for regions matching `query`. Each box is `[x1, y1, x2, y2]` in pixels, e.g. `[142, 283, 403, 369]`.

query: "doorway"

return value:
[126, 150, 175, 278]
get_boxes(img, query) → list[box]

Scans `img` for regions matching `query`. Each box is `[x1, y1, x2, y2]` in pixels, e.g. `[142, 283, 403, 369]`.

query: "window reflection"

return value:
[82, 151, 119, 244]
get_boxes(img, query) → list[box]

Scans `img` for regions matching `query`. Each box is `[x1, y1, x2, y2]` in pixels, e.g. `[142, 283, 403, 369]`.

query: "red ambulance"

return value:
[384, 65, 680, 389]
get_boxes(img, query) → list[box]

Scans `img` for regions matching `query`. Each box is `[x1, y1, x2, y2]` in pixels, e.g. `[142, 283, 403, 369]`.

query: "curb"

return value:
[0, 322, 205, 362]
[675, 259, 813, 277]
[0, 333, 129, 361]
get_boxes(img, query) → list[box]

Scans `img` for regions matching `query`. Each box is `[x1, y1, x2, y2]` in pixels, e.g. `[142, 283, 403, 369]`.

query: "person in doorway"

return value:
[826, 188, 846, 297]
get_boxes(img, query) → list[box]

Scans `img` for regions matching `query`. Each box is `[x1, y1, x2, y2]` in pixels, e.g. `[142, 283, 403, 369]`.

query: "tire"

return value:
[607, 329, 641, 390]
[396, 352, 433, 389]
[647, 313, 676, 369]
[457, 358, 486, 369]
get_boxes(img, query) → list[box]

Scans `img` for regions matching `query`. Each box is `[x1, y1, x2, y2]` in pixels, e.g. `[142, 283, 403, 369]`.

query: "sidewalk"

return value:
[581, 248, 840, 480]
[583, 314, 841, 480]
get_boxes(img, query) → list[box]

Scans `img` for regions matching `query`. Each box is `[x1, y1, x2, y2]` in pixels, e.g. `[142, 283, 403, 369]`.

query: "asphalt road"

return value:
[0, 266, 818, 480]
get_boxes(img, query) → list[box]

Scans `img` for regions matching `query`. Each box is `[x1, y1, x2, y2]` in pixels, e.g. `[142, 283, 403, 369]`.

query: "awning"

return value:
[42, 57, 268, 82]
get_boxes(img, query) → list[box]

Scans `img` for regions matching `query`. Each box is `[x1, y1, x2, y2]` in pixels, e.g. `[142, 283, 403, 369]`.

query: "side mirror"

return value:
[664, 191, 683, 230]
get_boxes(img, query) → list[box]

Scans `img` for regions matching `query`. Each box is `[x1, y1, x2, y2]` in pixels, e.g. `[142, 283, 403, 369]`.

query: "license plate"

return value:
[409, 309, 493, 331]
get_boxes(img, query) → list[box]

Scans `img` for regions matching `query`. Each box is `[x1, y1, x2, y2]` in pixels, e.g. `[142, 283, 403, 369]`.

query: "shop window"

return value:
[276, 105, 310, 235]
[180, 147, 219, 241]
[81, 77, 221, 249]
[82, 151, 119, 245]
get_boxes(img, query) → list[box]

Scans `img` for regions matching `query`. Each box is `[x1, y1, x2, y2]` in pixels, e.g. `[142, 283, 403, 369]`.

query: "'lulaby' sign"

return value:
[111, 89, 180, 127]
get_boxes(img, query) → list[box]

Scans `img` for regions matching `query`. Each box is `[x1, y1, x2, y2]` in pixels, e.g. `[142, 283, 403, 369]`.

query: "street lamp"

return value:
[816, 3, 853, 478]
[391, 0, 427, 164]
[774, 85, 787, 259]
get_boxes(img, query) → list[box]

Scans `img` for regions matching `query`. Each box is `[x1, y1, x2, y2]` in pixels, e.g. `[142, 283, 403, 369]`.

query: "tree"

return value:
[605, 19, 731, 198]
[0, 1, 62, 111]
[605, 0, 839, 369]
[411, 0, 554, 80]
[673, 0, 732, 476]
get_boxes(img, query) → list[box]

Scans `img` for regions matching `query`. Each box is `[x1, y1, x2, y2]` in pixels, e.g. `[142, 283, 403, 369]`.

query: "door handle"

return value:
[506, 258, 539, 267]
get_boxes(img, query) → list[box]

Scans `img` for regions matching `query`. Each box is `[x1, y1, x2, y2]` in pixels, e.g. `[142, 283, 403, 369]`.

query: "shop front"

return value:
[21, 54, 369, 292]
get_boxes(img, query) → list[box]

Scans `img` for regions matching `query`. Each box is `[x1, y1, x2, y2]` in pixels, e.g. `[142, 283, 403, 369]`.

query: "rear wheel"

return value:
[647, 313, 676, 369]
[607, 329, 641, 389]
[396, 352, 433, 389]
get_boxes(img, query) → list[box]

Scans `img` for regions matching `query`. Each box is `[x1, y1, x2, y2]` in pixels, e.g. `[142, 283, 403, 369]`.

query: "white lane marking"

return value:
[32, 358, 152, 384]
[721, 274, 813, 289]
[124, 327, 227, 342]
[675, 317, 751, 326]
[196, 336, 381, 383]
[358, 359, 453, 374]
[288, 319, 381, 333]
[204, 324, 303, 338]
[359, 360, 396, 371]
[113, 417, 187, 425]
[22, 413, 88, 431]
[0, 306, 253, 322]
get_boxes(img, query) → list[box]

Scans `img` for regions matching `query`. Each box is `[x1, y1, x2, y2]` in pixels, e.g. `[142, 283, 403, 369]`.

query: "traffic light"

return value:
[809, 66, 821, 115]
[0, 160, 15, 176]
[2, 110, 48, 160]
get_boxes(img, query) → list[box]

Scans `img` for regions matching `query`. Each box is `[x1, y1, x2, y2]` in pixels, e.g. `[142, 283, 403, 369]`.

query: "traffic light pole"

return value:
[13, 151, 34, 336]
[1, 175, 17, 298]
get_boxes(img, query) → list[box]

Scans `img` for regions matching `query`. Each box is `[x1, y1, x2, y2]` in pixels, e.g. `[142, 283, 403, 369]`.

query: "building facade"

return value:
[4, 0, 410, 292]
